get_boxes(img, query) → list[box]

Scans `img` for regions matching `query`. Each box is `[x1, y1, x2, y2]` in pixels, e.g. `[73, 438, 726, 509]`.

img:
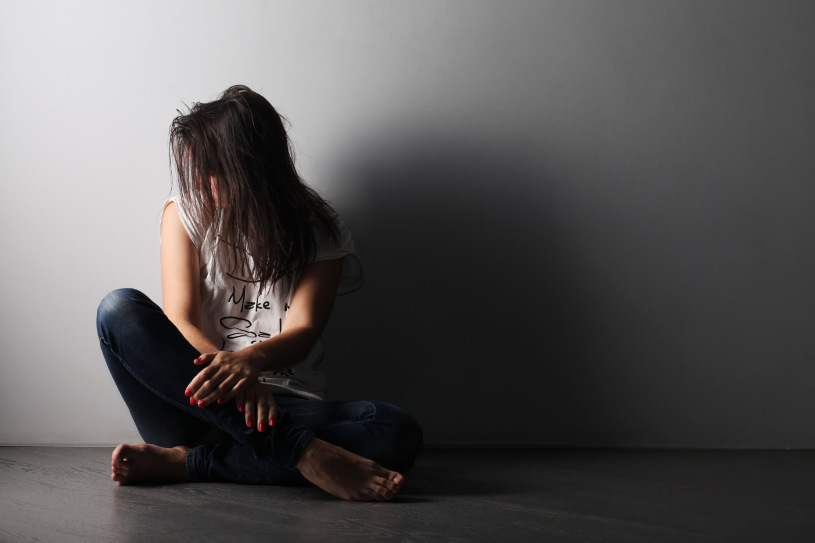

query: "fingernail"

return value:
[185, 389, 192, 397]
[238, 405, 245, 412]
[198, 400, 207, 407]
[194, 357, 203, 362]
[189, 397, 196, 405]
[218, 398, 225, 404]
[269, 418, 275, 427]
[258, 423, 266, 432]
[247, 419, 254, 428]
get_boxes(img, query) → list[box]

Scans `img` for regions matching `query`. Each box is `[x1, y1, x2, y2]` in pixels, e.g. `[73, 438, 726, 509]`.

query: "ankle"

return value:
[297, 438, 321, 470]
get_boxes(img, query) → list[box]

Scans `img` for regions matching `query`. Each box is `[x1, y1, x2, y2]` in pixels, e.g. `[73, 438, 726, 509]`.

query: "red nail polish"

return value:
[258, 423, 266, 432]
[218, 398, 225, 404]
[190, 397, 196, 405]
[269, 418, 275, 427]
[238, 405, 244, 413]
[198, 400, 206, 407]
[247, 419, 254, 428]
[185, 389, 192, 397]
[194, 357, 202, 362]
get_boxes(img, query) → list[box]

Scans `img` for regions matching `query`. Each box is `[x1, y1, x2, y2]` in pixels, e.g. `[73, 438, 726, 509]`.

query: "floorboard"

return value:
[1, 447, 813, 542]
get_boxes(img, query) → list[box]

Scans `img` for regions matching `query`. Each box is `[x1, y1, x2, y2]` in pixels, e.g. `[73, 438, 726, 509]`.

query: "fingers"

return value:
[188, 374, 278, 436]
[254, 394, 280, 432]
[268, 403, 281, 428]
[256, 398, 269, 432]
[233, 385, 279, 432]
[196, 372, 240, 406]
[257, 391, 281, 432]
[187, 369, 223, 406]
[185, 352, 256, 405]
[243, 392, 256, 429]
[185, 356, 218, 399]
[193, 353, 215, 366]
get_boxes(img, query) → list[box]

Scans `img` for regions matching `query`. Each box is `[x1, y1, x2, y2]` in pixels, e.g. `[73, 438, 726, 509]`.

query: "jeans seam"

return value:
[99, 337, 197, 419]
[101, 335, 311, 476]
[186, 448, 200, 481]
[285, 429, 315, 470]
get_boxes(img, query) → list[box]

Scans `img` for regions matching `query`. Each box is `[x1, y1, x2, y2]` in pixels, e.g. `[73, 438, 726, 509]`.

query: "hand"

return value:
[236, 382, 281, 432]
[185, 351, 262, 407]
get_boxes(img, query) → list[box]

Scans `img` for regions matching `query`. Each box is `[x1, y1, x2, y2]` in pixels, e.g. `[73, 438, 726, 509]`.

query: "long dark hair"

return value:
[169, 85, 339, 292]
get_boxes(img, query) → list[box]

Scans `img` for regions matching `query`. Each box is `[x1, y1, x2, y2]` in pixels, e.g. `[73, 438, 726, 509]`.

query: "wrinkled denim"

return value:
[97, 288, 422, 483]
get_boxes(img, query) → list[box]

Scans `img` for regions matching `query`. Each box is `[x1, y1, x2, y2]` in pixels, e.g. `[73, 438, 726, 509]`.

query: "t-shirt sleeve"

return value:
[312, 212, 364, 296]
[161, 197, 204, 249]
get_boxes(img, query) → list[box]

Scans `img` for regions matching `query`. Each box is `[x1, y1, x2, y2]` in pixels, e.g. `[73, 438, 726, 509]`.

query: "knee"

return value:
[396, 411, 423, 471]
[373, 402, 423, 472]
[96, 288, 148, 337]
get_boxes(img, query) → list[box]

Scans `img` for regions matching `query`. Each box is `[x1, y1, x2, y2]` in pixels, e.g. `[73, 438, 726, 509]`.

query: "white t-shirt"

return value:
[163, 197, 363, 400]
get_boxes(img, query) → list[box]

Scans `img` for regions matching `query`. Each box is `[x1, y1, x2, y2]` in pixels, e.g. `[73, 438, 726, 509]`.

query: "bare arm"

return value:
[160, 201, 219, 354]
[163, 200, 344, 428]
[240, 257, 343, 372]
[186, 257, 344, 405]
[162, 201, 282, 430]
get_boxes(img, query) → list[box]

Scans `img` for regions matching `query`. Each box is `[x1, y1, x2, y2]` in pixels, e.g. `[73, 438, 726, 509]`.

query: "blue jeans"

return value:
[96, 288, 422, 484]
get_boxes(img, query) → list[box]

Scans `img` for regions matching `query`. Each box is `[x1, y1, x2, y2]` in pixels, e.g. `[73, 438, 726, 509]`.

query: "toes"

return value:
[112, 444, 134, 468]
[370, 476, 400, 501]
[375, 486, 396, 501]
[112, 466, 131, 480]
[364, 486, 390, 502]
[112, 443, 127, 460]
[110, 444, 137, 484]
[373, 475, 399, 493]
[372, 466, 404, 488]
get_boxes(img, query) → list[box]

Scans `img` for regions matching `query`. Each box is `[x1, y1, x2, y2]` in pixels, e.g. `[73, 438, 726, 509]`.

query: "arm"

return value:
[164, 200, 320, 432]
[160, 201, 219, 354]
[185, 257, 344, 405]
[240, 257, 343, 372]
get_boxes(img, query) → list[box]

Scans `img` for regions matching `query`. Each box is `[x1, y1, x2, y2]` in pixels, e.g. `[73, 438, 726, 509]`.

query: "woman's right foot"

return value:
[296, 438, 404, 501]
[110, 443, 189, 485]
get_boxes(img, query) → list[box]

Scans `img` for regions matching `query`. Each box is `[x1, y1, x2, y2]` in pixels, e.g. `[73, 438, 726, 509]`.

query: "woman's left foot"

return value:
[110, 443, 190, 485]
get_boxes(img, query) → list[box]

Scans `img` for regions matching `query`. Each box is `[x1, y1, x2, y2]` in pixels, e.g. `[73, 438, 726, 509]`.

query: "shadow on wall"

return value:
[321, 133, 609, 446]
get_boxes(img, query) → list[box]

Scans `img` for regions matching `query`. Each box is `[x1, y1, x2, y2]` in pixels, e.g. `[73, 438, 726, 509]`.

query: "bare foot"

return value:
[110, 443, 190, 485]
[296, 438, 404, 501]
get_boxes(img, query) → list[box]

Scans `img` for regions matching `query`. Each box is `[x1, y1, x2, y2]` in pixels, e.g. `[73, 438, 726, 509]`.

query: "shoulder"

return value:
[311, 211, 352, 259]
[311, 211, 364, 295]
[161, 199, 182, 235]
[161, 197, 202, 249]
[162, 199, 179, 221]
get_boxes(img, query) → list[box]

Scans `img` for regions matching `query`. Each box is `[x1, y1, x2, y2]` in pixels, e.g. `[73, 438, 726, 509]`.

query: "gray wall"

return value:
[1, 1, 814, 447]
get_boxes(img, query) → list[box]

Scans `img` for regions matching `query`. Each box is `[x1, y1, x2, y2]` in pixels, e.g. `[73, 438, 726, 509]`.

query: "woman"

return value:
[96, 85, 422, 501]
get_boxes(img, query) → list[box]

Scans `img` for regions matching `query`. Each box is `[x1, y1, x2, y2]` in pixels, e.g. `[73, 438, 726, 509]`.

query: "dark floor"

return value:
[0, 447, 813, 542]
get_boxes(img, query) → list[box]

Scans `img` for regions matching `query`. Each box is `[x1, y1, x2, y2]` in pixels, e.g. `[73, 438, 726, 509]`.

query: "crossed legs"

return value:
[97, 289, 422, 501]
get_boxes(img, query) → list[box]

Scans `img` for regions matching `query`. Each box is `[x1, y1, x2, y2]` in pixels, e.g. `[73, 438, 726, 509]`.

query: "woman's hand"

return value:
[185, 350, 263, 407]
[236, 382, 281, 432]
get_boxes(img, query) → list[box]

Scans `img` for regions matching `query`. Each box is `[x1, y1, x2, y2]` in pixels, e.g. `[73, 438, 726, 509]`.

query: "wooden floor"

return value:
[1, 447, 813, 542]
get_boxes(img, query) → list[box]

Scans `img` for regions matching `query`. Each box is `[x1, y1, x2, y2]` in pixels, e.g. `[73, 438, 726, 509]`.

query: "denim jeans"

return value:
[97, 288, 422, 484]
